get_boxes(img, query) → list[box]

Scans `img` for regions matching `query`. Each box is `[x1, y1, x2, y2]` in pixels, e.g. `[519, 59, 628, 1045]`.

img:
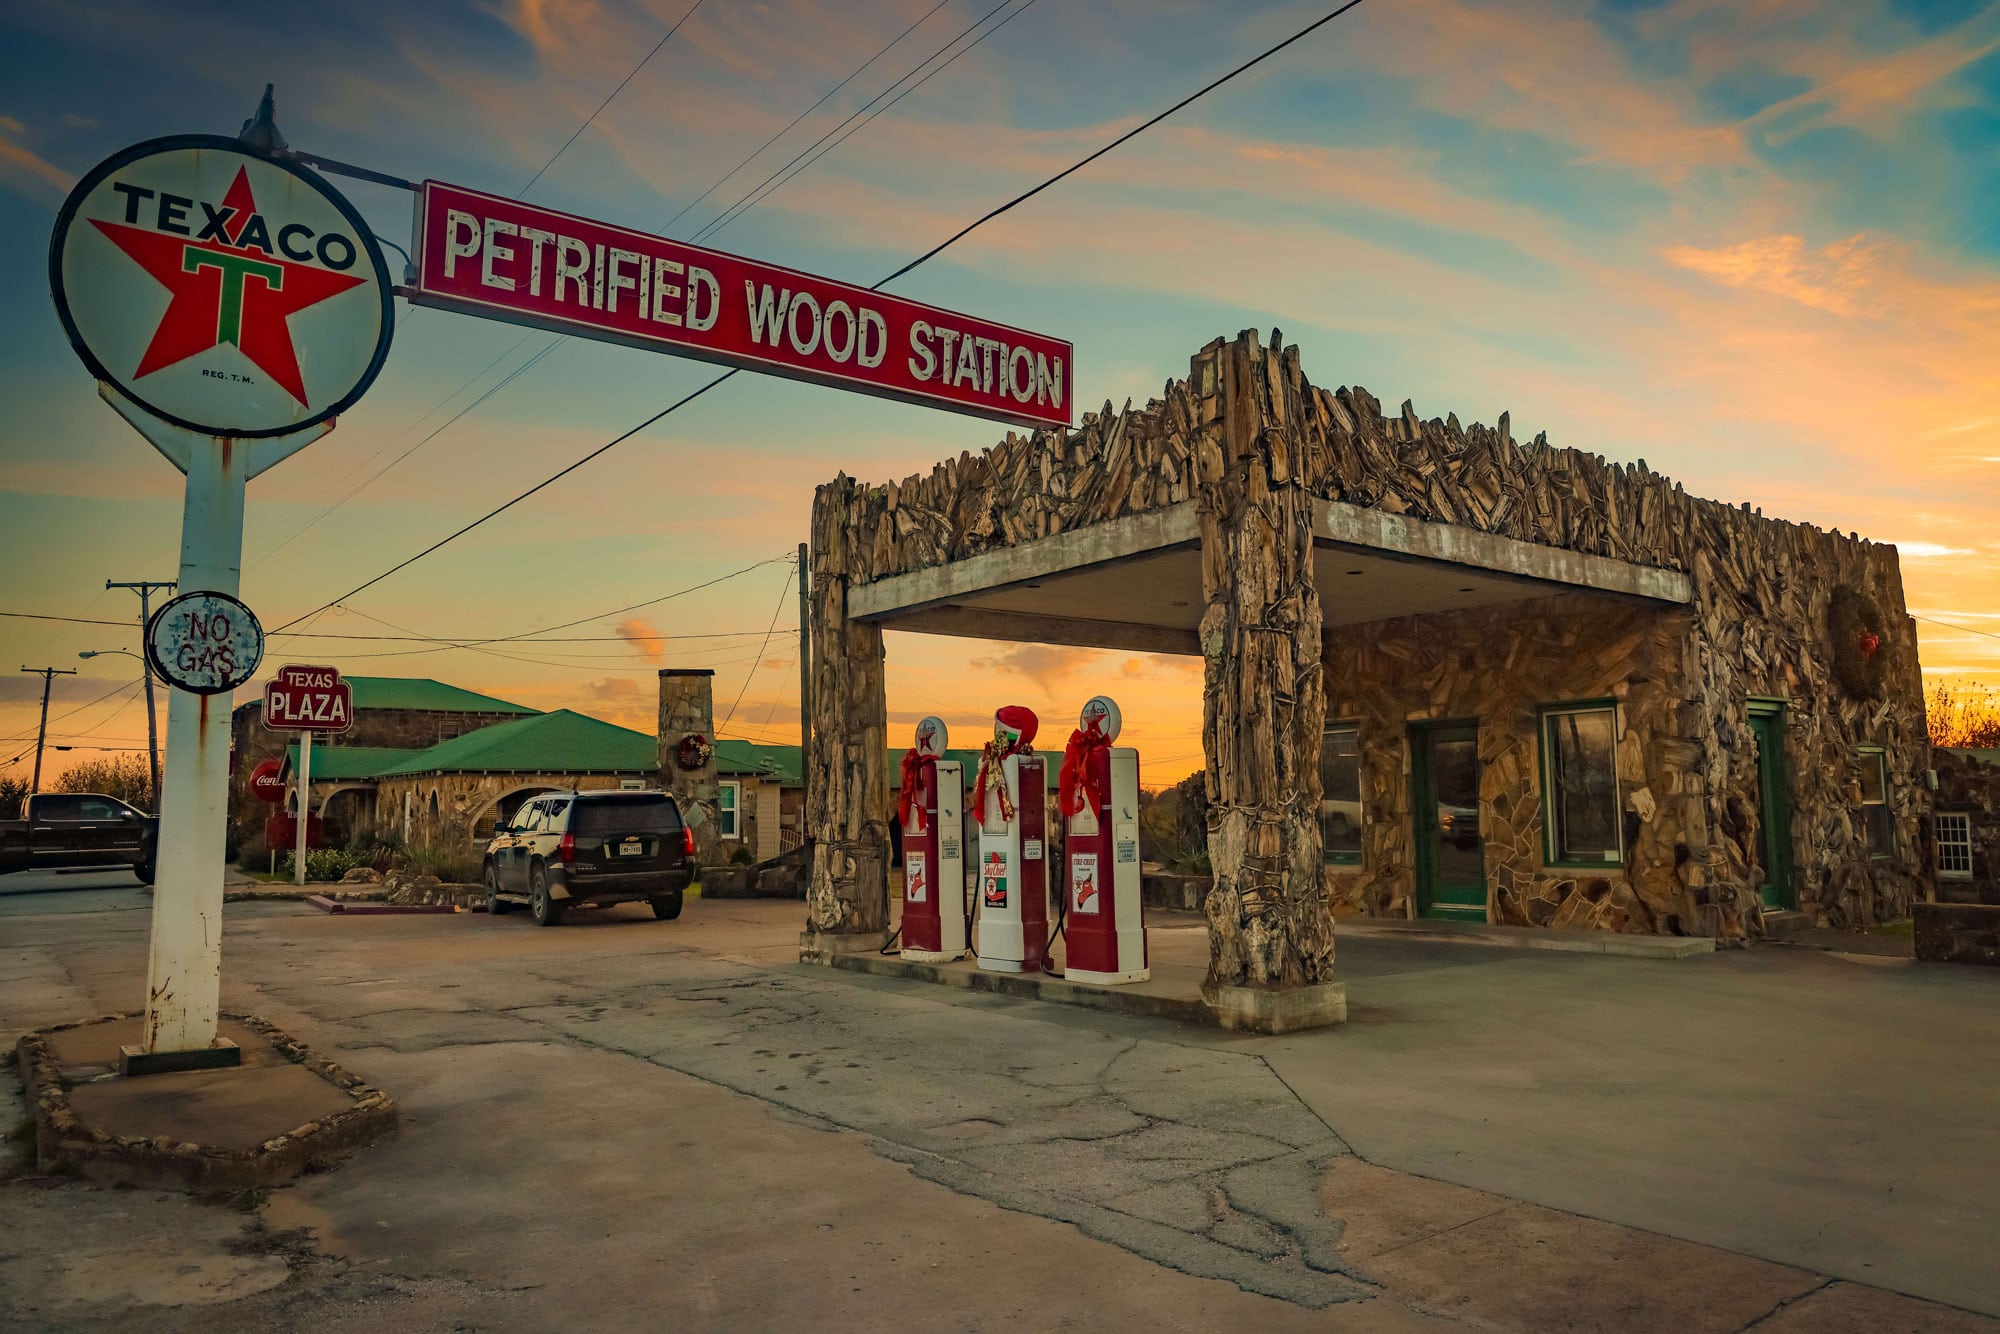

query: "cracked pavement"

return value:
[4, 880, 1996, 1331]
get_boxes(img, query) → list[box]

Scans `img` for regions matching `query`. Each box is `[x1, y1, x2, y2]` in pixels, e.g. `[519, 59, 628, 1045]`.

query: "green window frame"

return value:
[1857, 748, 1892, 859]
[1319, 723, 1362, 865]
[1538, 701, 1624, 868]
[717, 780, 741, 840]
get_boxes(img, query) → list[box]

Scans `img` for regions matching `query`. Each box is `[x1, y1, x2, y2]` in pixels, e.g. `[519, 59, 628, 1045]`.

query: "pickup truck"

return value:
[0, 792, 157, 882]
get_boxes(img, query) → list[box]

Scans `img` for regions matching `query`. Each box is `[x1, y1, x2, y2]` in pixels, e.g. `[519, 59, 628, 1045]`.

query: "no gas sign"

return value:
[146, 589, 264, 694]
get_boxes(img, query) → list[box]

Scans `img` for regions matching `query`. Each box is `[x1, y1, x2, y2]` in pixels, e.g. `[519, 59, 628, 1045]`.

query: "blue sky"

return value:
[4, 0, 1999, 779]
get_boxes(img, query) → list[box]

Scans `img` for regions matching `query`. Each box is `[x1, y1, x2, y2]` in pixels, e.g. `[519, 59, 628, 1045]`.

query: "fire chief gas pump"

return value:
[973, 705, 1048, 973]
[898, 716, 966, 963]
[1059, 696, 1149, 984]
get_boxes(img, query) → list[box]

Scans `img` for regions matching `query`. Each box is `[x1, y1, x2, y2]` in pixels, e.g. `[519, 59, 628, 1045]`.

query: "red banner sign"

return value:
[408, 180, 1072, 430]
[263, 664, 353, 733]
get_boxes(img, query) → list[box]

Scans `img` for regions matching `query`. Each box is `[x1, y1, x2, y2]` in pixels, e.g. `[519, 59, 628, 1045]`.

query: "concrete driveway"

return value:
[1, 892, 1994, 1331]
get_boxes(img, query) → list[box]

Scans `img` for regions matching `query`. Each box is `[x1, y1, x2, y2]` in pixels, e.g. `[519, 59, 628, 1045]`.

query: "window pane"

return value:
[1320, 726, 1361, 861]
[718, 785, 737, 812]
[1937, 813, 1973, 877]
[1858, 753, 1887, 805]
[1547, 708, 1619, 863]
[574, 795, 681, 834]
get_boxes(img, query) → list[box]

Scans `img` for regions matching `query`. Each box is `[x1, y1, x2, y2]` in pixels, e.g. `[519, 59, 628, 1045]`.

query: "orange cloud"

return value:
[615, 618, 667, 661]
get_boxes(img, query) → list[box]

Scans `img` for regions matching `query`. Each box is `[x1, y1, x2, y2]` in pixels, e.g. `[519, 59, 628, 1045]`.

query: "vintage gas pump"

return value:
[972, 705, 1048, 973]
[898, 716, 966, 962]
[1058, 696, 1149, 984]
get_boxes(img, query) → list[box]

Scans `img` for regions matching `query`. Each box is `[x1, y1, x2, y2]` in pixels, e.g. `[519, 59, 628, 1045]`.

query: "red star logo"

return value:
[89, 166, 366, 406]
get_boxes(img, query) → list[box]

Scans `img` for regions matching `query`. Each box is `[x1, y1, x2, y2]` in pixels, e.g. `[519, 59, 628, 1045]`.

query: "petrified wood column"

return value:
[803, 475, 891, 952]
[1194, 332, 1344, 1030]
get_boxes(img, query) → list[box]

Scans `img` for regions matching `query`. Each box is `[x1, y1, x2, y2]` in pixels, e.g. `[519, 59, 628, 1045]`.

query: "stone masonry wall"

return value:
[816, 330, 1928, 935]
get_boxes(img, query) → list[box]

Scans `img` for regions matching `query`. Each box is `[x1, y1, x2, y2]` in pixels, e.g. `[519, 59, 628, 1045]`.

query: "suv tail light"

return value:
[557, 832, 575, 865]
[681, 827, 695, 856]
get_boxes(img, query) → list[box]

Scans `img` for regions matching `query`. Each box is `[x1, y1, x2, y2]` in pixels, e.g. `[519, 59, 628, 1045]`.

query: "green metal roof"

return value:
[342, 677, 539, 715]
[1945, 747, 2000, 769]
[379, 710, 655, 776]
[716, 740, 801, 786]
[282, 745, 425, 781]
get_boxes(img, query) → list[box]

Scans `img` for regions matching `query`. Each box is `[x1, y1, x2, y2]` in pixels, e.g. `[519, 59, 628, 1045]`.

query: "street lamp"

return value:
[79, 648, 159, 812]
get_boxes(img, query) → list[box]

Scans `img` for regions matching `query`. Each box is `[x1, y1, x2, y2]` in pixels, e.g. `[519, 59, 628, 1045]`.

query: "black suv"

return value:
[483, 790, 694, 927]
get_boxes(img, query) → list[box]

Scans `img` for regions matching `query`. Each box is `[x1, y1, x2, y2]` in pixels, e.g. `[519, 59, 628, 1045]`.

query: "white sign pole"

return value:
[295, 730, 312, 887]
[103, 387, 331, 1055]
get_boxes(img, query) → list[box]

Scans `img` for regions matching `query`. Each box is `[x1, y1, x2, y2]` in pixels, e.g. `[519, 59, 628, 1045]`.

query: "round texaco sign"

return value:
[49, 135, 393, 438]
[146, 590, 265, 695]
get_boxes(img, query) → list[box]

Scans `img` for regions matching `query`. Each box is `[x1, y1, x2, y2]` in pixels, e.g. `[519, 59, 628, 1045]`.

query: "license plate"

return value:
[619, 838, 644, 857]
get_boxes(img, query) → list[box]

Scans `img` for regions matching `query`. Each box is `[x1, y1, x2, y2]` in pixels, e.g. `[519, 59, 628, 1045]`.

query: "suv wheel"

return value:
[530, 866, 564, 927]
[485, 864, 512, 915]
[650, 891, 683, 921]
[134, 857, 156, 886]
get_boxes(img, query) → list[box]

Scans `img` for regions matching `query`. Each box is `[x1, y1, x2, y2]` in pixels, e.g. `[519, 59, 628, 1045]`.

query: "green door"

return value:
[1413, 723, 1486, 920]
[1747, 708, 1794, 911]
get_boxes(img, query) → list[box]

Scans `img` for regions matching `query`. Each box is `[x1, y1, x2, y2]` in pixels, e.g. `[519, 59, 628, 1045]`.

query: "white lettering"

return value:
[859, 308, 888, 369]
[686, 266, 719, 331]
[591, 243, 607, 310]
[939, 329, 961, 385]
[953, 332, 979, 389]
[480, 218, 517, 291]
[747, 282, 789, 345]
[606, 248, 640, 314]
[443, 209, 480, 279]
[519, 226, 554, 296]
[555, 236, 589, 304]
[822, 300, 855, 364]
[651, 257, 685, 326]
[1010, 346, 1034, 402]
[787, 291, 823, 356]
[1035, 351, 1065, 411]
[908, 321, 936, 381]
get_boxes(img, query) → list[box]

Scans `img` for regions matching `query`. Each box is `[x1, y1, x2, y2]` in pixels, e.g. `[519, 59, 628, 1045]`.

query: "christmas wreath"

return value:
[1828, 584, 1887, 701]
[675, 733, 715, 771]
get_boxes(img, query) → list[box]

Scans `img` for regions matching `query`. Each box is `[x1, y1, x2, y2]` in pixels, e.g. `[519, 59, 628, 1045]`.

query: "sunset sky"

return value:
[3, 0, 1998, 788]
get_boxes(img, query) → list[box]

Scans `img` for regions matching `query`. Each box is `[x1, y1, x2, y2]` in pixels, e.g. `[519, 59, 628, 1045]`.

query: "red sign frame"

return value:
[408, 180, 1072, 431]
[248, 759, 285, 803]
[262, 664, 353, 734]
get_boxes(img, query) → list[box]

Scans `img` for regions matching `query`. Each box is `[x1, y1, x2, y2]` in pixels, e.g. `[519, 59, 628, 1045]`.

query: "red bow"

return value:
[1059, 724, 1111, 820]
[1857, 629, 1882, 660]
[973, 738, 1029, 823]
[897, 747, 925, 830]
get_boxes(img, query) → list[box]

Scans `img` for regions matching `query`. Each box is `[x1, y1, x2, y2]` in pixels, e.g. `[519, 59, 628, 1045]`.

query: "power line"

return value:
[700, 0, 1044, 241]
[690, 0, 1022, 244]
[1914, 613, 2000, 643]
[721, 562, 796, 728]
[274, 0, 1368, 623]
[658, 0, 955, 235]
[519, 0, 707, 198]
[877, 0, 1371, 288]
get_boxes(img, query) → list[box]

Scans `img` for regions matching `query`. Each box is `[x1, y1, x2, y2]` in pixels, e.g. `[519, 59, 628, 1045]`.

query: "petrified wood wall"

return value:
[1324, 594, 1712, 934]
[813, 328, 1928, 937]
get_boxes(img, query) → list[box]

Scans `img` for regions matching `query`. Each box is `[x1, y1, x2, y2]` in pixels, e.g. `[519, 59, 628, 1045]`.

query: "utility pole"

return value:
[20, 666, 77, 793]
[107, 579, 175, 810]
[796, 542, 811, 824]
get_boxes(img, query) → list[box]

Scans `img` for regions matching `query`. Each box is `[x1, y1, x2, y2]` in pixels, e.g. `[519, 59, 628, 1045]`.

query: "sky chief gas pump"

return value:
[898, 716, 966, 963]
[1059, 696, 1149, 984]
[973, 705, 1048, 973]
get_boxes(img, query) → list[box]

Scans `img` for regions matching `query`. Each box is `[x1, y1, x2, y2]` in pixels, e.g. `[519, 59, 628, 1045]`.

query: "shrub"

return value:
[730, 845, 756, 865]
[277, 848, 362, 882]
[403, 842, 483, 884]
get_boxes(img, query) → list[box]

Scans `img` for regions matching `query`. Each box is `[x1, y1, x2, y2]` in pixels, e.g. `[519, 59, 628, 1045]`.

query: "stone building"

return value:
[232, 677, 536, 844]
[803, 331, 1932, 1028]
[1932, 748, 2000, 905]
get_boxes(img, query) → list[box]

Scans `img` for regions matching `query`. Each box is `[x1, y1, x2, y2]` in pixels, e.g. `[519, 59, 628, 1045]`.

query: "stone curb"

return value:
[14, 1011, 399, 1193]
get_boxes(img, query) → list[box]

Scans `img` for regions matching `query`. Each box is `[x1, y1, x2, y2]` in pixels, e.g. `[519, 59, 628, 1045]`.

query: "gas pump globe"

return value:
[973, 705, 1048, 973]
[898, 716, 965, 963]
[1059, 695, 1149, 985]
